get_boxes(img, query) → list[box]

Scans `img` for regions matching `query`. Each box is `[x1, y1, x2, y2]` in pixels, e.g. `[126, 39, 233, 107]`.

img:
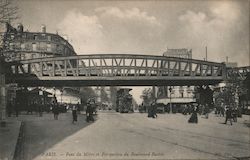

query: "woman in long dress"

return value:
[188, 105, 198, 123]
[72, 105, 77, 124]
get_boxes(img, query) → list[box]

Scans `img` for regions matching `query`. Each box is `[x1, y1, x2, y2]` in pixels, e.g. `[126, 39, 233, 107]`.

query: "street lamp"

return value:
[169, 87, 172, 113]
[60, 88, 64, 104]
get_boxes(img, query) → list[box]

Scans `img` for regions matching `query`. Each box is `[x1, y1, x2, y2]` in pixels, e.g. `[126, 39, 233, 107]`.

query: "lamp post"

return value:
[60, 88, 64, 104]
[169, 87, 172, 113]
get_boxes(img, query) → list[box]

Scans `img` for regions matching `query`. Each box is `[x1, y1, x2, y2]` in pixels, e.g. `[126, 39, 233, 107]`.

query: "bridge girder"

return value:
[7, 54, 227, 86]
[226, 66, 250, 80]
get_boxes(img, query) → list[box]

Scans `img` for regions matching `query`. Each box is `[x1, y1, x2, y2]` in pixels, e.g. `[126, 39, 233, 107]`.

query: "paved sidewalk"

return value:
[0, 118, 22, 160]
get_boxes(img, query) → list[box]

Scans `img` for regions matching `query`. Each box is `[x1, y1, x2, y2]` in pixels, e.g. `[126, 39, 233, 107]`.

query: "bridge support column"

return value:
[0, 57, 7, 127]
[152, 86, 157, 100]
[110, 87, 117, 110]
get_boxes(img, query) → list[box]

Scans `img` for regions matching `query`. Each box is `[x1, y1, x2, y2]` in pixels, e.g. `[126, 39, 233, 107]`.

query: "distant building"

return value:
[225, 62, 238, 68]
[157, 86, 195, 105]
[94, 86, 116, 108]
[163, 48, 192, 59]
[157, 48, 195, 105]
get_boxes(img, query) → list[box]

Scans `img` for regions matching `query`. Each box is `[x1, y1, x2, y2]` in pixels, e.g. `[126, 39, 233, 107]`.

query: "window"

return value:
[33, 35, 38, 40]
[32, 54, 37, 59]
[21, 54, 25, 60]
[21, 43, 25, 50]
[47, 43, 52, 52]
[47, 35, 51, 41]
[32, 43, 37, 51]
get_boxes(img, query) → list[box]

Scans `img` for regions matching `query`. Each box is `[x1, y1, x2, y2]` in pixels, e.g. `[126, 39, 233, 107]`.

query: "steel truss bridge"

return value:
[6, 54, 233, 87]
[226, 66, 250, 80]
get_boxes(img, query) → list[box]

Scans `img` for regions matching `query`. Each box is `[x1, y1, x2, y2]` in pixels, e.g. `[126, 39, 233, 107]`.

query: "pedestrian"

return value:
[38, 104, 43, 117]
[147, 104, 153, 118]
[219, 103, 225, 117]
[152, 101, 158, 118]
[76, 102, 81, 114]
[232, 107, 237, 122]
[188, 105, 198, 123]
[187, 104, 192, 115]
[86, 99, 95, 122]
[204, 104, 209, 119]
[182, 104, 187, 115]
[66, 104, 69, 112]
[52, 102, 59, 120]
[27, 102, 33, 115]
[224, 106, 233, 125]
[147, 103, 155, 118]
[72, 104, 78, 124]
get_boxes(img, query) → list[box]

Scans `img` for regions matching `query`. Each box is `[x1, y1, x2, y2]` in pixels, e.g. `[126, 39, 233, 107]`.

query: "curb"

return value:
[13, 121, 25, 160]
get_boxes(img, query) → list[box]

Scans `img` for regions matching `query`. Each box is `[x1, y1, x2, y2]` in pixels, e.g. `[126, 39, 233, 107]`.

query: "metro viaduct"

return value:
[5, 54, 230, 87]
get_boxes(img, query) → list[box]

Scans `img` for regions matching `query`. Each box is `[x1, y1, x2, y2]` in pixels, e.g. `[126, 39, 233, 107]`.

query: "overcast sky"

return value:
[12, 0, 250, 104]
[16, 0, 249, 66]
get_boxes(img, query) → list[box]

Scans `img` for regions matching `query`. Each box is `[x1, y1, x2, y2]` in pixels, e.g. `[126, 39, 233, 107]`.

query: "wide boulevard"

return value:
[13, 111, 250, 160]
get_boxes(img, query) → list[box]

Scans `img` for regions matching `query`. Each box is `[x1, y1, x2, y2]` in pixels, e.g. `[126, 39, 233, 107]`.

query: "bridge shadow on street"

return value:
[14, 112, 97, 160]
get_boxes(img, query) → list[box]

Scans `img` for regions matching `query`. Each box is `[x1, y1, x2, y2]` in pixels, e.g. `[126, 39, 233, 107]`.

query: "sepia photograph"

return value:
[0, 0, 250, 159]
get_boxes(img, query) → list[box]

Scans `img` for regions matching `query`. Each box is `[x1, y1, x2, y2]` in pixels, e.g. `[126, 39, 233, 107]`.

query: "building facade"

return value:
[1, 23, 76, 62]
[1, 23, 79, 109]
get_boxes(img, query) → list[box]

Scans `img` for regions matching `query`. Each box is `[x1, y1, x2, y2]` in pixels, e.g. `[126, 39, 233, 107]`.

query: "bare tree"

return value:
[0, 0, 19, 24]
[140, 88, 154, 106]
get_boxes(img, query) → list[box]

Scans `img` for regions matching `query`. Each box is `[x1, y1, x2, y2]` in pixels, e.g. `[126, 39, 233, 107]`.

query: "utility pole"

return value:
[205, 46, 208, 61]
[169, 87, 172, 113]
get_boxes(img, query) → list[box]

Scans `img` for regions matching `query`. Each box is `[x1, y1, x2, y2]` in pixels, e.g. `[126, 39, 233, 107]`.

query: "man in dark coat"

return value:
[147, 103, 154, 118]
[86, 99, 95, 122]
[52, 102, 59, 120]
[72, 104, 78, 124]
[152, 101, 158, 118]
[224, 107, 233, 125]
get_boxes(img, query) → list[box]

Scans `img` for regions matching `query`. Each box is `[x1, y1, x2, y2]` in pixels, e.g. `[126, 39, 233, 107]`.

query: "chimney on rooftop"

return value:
[41, 25, 46, 33]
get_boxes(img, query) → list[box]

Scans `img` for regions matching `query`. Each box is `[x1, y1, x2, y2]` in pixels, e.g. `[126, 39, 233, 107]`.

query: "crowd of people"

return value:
[7, 96, 242, 126]
[143, 99, 241, 126]
[6, 98, 97, 124]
